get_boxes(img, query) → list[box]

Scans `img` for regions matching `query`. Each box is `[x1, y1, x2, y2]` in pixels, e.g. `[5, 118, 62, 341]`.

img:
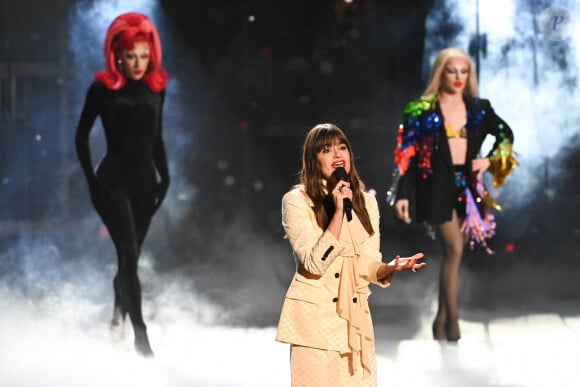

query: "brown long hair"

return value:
[298, 123, 374, 235]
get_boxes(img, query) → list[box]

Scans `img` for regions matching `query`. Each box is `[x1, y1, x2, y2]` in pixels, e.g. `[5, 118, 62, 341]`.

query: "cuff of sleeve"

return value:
[368, 261, 391, 288]
[319, 230, 344, 261]
[488, 139, 519, 188]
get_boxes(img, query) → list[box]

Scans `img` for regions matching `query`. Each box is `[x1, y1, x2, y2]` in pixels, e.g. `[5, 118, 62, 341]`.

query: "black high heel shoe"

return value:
[445, 319, 461, 342]
[134, 326, 155, 357]
[432, 320, 447, 341]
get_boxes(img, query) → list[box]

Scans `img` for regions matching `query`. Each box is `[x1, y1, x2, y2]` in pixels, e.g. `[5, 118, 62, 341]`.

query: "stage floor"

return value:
[372, 308, 580, 387]
[1, 297, 578, 387]
[1, 246, 578, 386]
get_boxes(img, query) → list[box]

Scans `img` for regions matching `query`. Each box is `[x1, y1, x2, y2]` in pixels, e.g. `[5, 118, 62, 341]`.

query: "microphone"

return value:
[333, 167, 352, 222]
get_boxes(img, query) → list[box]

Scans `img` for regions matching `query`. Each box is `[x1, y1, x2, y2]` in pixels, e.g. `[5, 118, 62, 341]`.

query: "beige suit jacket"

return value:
[276, 186, 390, 353]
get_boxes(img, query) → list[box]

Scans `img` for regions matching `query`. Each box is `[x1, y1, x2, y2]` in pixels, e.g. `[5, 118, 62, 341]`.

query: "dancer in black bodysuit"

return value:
[75, 12, 169, 357]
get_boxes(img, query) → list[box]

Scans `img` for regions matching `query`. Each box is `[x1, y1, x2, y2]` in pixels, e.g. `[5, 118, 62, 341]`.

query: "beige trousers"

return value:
[290, 345, 377, 387]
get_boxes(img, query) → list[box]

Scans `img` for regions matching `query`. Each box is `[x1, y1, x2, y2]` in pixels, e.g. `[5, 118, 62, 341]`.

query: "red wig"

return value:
[95, 12, 168, 92]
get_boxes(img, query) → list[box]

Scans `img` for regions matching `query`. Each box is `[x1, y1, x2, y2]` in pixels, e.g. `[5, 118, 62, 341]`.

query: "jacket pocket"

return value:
[285, 275, 323, 304]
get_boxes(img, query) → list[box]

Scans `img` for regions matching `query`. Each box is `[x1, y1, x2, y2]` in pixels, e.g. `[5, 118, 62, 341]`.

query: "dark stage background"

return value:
[1, 0, 579, 337]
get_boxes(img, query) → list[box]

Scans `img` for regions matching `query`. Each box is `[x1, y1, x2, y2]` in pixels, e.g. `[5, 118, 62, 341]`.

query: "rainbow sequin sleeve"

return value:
[387, 96, 438, 206]
[488, 137, 518, 189]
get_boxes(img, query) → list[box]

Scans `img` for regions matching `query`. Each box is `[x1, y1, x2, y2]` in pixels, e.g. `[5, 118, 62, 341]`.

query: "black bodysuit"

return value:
[75, 79, 169, 356]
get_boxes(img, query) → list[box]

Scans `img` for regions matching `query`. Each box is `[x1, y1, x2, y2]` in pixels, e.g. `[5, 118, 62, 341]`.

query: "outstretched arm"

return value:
[376, 253, 426, 283]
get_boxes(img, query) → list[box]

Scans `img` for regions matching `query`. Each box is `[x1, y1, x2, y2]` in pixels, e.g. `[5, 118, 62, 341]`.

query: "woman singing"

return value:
[277, 123, 425, 386]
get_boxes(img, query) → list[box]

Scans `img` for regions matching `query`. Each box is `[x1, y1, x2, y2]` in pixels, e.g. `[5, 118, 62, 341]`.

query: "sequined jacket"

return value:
[392, 95, 515, 224]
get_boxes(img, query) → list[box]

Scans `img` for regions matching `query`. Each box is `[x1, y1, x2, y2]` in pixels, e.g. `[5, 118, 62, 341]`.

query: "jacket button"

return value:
[332, 297, 338, 303]
[334, 273, 340, 278]
[352, 297, 357, 303]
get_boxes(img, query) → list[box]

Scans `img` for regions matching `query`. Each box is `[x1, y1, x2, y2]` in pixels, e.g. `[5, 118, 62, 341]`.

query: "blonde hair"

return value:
[422, 47, 478, 98]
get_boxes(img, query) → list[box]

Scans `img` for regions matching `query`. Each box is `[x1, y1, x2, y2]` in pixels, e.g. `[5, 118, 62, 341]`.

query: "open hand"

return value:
[388, 252, 426, 273]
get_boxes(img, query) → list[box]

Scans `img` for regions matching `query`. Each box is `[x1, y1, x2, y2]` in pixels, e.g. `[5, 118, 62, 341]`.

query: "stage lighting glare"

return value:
[99, 225, 110, 239]
[319, 60, 334, 74]
[217, 160, 228, 171]
[224, 176, 236, 187]
[286, 57, 307, 72]
[297, 95, 311, 104]
[253, 181, 264, 192]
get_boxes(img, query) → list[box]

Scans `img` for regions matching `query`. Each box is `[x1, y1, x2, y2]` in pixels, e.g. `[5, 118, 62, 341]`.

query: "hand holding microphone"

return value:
[333, 167, 353, 222]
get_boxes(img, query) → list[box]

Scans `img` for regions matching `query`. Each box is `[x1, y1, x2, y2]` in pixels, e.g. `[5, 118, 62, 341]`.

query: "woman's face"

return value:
[316, 139, 351, 180]
[119, 41, 150, 80]
[440, 57, 469, 94]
